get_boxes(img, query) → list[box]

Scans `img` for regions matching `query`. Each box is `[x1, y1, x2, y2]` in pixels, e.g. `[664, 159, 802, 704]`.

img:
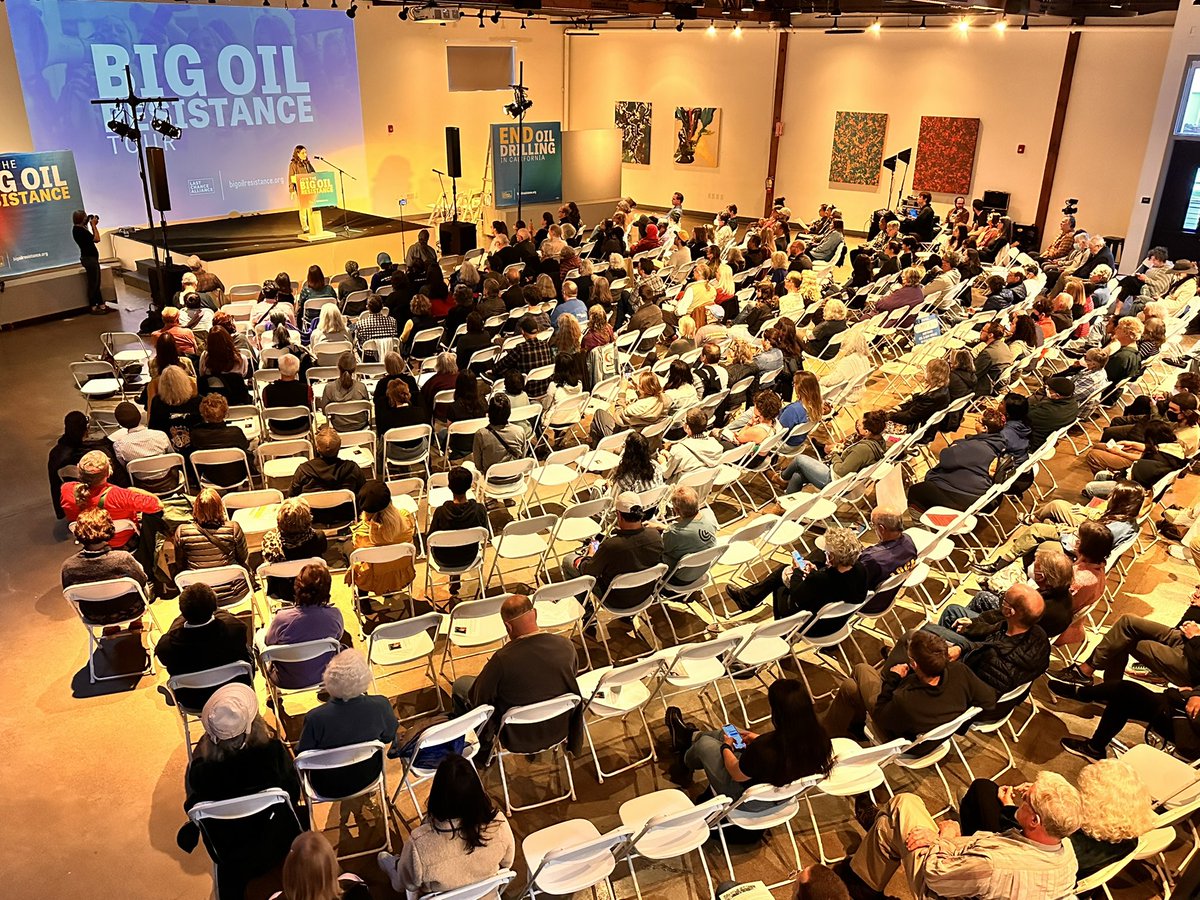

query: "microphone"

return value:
[313, 155, 325, 161]
[431, 168, 445, 175]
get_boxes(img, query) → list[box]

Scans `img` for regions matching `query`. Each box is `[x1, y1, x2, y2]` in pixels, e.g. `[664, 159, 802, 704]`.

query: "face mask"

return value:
[1168, 410, 1180, 422]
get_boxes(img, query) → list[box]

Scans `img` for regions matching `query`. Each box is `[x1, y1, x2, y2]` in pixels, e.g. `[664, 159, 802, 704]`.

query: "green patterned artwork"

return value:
[828, 111, 889, 186]
[615, 100, 652, 165]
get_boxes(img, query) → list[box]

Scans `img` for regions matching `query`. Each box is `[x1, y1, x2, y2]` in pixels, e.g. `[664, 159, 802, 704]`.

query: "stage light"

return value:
[957, 17, 970, 32]
[108, 118, 139, 141]
[706, 20, 716, 35]
[346, 2, 357, 18]
[993, 16, 1007, 31]
[398, 5, 407, 18]
[477, 9, 484, 27]
[490, 9, 500, 23]
[869, 18, 880, 32]
[151, 116, 182, 140]
[676, 20, 684, 31]
[732, 22, 742, 36]
[919, 15, 926, 30]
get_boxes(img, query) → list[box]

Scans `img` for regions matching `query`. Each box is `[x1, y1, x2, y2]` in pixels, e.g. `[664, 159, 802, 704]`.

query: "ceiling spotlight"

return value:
[151, 116, 182, 140]
[733, 22, 742, 35]
[957, 17, 970, 32]
[1021, 14, 1030, 29]
[520, 16, 526, 28]
[993, 16, 1007, 31]
[919, 15, 926, 30]
[301, 0, 309, 7]
[676, 20, 684, 31]
[346, 2, 357, 18]
[398, 5, 407, 18]
[869, 18, 880, 33]
[107, 118, 139, 141]
[490, 9, 500, 23]
[478, 9, 484, 27]
[706, 20, 716, 35]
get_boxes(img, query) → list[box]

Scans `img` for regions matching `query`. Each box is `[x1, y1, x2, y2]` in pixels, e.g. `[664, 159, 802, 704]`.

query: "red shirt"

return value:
[60, 482, 162, 548]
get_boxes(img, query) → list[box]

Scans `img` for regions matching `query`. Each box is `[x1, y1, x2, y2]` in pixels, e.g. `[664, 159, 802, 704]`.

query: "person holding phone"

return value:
[664, 679, 833, 810]
[71, 208, 107, 314]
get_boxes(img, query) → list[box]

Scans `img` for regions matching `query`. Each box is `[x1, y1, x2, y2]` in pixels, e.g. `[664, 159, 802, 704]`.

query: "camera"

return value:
[1062, 198, 1079, 216]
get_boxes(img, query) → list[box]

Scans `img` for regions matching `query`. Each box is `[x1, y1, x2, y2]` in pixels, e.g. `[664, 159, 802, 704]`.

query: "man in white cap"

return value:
[566, 490, 664, 603]
[186, 254, 225, 305]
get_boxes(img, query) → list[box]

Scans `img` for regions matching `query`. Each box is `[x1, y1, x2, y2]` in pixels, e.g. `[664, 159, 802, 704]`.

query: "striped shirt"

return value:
[915, 829, 1078, 900]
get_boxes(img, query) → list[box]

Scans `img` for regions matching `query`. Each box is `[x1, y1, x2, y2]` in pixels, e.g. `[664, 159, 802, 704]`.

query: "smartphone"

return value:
[722, 723, 745, 750]
[589, 538, 600, 553]
[791, 551, 806, 568]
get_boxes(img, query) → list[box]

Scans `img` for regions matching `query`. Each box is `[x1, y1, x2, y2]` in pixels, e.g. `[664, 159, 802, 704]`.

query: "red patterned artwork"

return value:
[912, 116, 980, 195]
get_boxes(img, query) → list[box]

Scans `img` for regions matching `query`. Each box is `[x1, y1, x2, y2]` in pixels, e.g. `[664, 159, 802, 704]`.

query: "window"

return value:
[1176, 60, 1200, 137]
[446, 46, 515, 92]
[1183, 169, 1200, 233]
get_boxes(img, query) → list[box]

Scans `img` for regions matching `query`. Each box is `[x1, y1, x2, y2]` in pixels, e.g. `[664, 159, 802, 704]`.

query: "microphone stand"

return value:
[314, 154, 359, 235]
[432, 169, 451, 224]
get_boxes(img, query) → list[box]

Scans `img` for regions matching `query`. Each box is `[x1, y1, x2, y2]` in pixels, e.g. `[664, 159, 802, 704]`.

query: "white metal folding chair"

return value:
[619, 790, 731, 900]
[187, 789, 303, 895]
[588, 564, 669, 665]
[426, 526, 489, 604]
[424, 871, 517, 900]
[655, 633, 745, 725]
[163, 661, 255, 758]
[391, 705, 493, 822]
[63, 577, 156, 684]
[438, 592, 509, 681]
[175, 565, 256, 622]
[487, 514, 555, 589]
[494, 693, 582, 814]
[521, 821, 634, 900]
[258, 637, 342, 724]
[576, 658, 665, 782]
[190, 448, 253, 492]
[714, 774, 826, 887]
[367, 612, 443, 721]
[479, 457, 535, 508]
[126, 452, 187, 498]
[294, 740, 392, 859]
[382, 425, 433, 480]
[655, 543, 727, 643]
[525, 444, 589, 514]
[879, 706, 983, 817]
[256, 438, 312, 489]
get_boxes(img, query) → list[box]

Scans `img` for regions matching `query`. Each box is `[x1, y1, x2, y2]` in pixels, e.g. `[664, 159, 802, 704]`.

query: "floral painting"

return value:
[615, 100, 652, 165]
[912, 116, 980, 195]
[828, 111, 889, 186]
[674, 107, 721, 167]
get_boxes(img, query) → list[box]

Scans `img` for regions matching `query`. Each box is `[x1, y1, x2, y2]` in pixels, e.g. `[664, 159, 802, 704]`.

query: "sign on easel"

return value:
[490, 121, 563, 208]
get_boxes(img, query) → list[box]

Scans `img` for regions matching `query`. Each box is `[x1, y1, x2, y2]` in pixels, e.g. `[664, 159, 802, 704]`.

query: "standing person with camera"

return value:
[72, 209, 108, 314]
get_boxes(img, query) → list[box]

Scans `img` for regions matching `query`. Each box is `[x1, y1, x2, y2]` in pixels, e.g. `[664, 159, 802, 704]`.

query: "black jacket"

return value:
[890, 387, 950, 430]
[962, 625, 1051, 696]
[900, 206, 936, 243]
[1027, 396, 1079, 449]
[289, 453, 366, 496]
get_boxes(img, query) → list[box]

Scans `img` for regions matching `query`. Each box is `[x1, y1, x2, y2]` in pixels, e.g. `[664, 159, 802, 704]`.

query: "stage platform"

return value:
[111, 207, 426, 292]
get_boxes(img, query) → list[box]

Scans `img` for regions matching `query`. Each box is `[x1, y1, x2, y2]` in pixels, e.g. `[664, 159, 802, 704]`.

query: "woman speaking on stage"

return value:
[288, 145, 316, 234]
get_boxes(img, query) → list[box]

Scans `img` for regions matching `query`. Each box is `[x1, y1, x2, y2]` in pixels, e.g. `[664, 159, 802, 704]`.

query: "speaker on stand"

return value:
[439, 126, 476, 256]
[143, 146, 183, 309]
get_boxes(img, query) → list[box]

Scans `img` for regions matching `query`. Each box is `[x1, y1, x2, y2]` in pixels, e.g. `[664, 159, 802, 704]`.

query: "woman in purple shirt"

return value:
[263, 564, 344, 689]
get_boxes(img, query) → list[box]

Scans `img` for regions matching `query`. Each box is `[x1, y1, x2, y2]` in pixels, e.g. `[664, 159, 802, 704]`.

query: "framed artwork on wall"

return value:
[674, 107, 721, 167]
[615, 100, 653, 165]
[828, 111, 889, 186]
[912, 116, 981, 195]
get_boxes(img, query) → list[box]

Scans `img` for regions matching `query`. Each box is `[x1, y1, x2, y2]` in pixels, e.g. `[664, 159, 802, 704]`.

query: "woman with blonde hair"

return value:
[318, 350, 370, 431]
[889, 357, 952, 431]
[590, 370, 667, 441]
[174, 487, 251, 576]
[581, 304, 614, 354]
[673, 262, 716, 326]
[591, 275, 614, 311]
[819, 327, 872, 401]
[778, 371, 825, 447]
[535, 272, 557, 302]
[261, 498, 328, 602]
[149, 363, 201, 449]
[725, 337, 760, 389]
[713, 263, 736, 303]
[310, 303, 350, 350]
[274, 832, 370, 900]
[551, 313, 582, 358]
[352, 479, 415, 549]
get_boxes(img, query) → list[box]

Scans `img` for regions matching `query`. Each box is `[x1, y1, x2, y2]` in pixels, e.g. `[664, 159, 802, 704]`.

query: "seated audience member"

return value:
[888, 358, 951, 432]
[148, 365, 202, 451]
[820, 329, 873, 402]
[1052, 609, 1200, 690]
[922, 251, 962, 297]
[181, 683, 302, 899]
[197, 329, 251, 404]
[894, 584, 1051, 697]
[61, 450, 163, 581]
[665, 679, 834, 809]
[546, 350, 584, 408]
[581, 304, 615, 355]
[189, 394, 253, 488]
[809, 218, 845, 262]
[1055, 674, 1200, 762]
[821, 630, 996, 742]
[661, 408, 725, 481]
[1026, 376, 1080, 450]
[261, 563, 343, 689]
[262, 353, 314, 411]
[717, 389, 782, 450]
[310, 304, 352, 352]
[426, 466, 490, 571]
[275, 832, 371, 900]
[454, 311, 493, 371]
[1086, 392, 1200, 474]
[803, 298, 849, 359]
[1104, 316, 1145, 390]
[777, 371, 824, 447]
[859, 507, 919, 592]
[378, 754, 515, 898]
[663, 358, 700, 414]
[838, 772, 1081, 900]
[261, 498, 329, 602]
[48, 410, 117, 519]
[777, 409, 889, 494]
[155, 583, 252, 709]
[111, 401, 171, 469]
[300, 266, 337, 305]
[1072, 347, 1111, 401]
[472, 394, 525, 478]
[551, 281, 587, 326]
[1083, 420, 1186, 498]
[420, 353, 460, 418]
[568, 491, 664, 601]
[399, 295, 440, 353]
[972, 321, 1015, 398]
[728, 526, 868, 623]
[289, 426, 367, 497]
[958, 760, 1155, 879]
[296, 650, 398, 795]
[492, 315, 555, 399]
[174, 488, 251, 576]
[352, 479, 416, 549]
[338, 260, 369, 301]
[873, 267, 926, 323]
[590, 371, 667, 441]
[153, 306, 197, 356]
[908, 409, 1010, 511]
[610, 431, 665, 496]
[318, 351, 370, 431]
[452, 594, 581, 759]
[61, 508, 149, 625]
[659, 486, 718, 571]
[376, 378, 427, 437]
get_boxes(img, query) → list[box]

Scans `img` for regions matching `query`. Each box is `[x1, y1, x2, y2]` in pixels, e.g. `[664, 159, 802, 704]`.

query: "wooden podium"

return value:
[291, 171, 337, 241]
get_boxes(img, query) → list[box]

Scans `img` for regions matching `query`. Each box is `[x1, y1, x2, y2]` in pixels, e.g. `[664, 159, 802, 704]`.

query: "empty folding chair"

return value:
[487, 514, 555, 590]
[714, 774, 826, 887]
[63, 577, 156, 684]
[723, 611, 813, 726]
[494, 693, 582, 814]
[223, 488, 283, 554]
[576, 657, 665, 781]
[294, 740, 392, 859]
[588, 564, 669, 665]
[579, 429, 631, 479]
[521, 821, 634, 900]
[537, 392, 591, 450]
[479, 457, 535, 510]
[303, 488, 358, 539]
[525, 444, 588, 514]
[438, 592, 509, 681]
[655, 543, 727, 643]
[619, 790, 731, 900]
[382, 425, 433, 480]
[366, 612, 443, 722]
[951, 682, 1033, 781]
[655, 634, 745, 726]
[256, 439, 313, 490]
[790, 599, 872, 700]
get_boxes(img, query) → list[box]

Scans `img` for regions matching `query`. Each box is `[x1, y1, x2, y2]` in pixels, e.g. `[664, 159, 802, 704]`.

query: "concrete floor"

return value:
[0, 282, 1193, 899]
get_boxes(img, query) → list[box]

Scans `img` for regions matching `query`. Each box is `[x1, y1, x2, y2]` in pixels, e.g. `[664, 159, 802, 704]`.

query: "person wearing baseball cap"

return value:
[1026, 376, 1080, 450]
[565, 490, 663, 605]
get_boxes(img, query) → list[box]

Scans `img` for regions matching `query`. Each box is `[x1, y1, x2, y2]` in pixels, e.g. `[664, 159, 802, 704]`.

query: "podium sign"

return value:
[294, 170, 338, 209]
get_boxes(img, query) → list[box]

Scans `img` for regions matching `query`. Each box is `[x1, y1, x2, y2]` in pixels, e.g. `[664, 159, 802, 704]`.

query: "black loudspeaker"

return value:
[146, 146, 171, 212]
[445, 126, 462, 179]
[439, 221, 477, 256]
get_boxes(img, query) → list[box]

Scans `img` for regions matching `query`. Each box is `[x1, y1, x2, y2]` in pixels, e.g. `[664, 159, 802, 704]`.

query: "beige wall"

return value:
[355, 15, 565, 220]
[565, 29, 777, 215]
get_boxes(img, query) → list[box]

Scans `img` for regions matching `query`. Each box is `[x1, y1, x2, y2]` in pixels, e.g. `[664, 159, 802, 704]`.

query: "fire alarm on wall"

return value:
[388, 124, 394, 134]
[1017, 144, 1025, 154]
